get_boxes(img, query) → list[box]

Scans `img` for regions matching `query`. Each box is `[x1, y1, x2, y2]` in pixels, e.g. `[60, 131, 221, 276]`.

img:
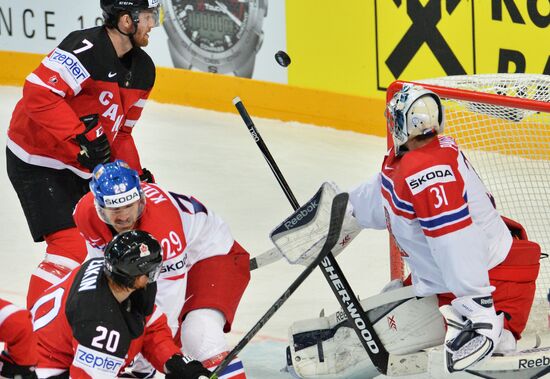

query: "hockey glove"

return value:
[440, 295, 504, 373]
[164, 354, 210, 379]
[139, 168, 155, 183]
[270, 182, 361, 266]
[75, 114, 111, 171]
[0, 352, 37, 379]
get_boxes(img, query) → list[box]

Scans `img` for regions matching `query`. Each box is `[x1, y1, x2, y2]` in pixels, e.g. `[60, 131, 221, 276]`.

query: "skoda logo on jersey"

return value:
[103, 187, 140, 208]
[406, 164, 456, 195]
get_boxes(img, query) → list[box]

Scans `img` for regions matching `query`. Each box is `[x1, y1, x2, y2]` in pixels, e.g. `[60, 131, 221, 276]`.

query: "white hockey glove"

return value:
[270, 182, 361, 266]
[440, 295, 504, 373]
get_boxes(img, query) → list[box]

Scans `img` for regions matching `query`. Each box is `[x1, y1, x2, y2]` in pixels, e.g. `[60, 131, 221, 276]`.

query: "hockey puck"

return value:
[275, 50, 291, 67]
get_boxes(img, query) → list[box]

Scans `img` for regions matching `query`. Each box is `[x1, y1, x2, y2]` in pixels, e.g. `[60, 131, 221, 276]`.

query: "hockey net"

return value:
[387, 74, 550, 334]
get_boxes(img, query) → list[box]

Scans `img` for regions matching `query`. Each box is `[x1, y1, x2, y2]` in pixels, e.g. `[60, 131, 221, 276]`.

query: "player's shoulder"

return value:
[401, 135, 459, 172]
[65, 259, 115, 325]
[129, 47, 156, 89]
[74, 192, 96, 220]
[57, 27, 107, 55]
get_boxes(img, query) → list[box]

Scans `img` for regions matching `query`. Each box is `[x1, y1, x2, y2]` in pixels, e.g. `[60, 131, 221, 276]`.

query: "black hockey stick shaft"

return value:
[233, 97, 390, 374]
[232, 97, 300, 210]
[210, 193, 349, 379]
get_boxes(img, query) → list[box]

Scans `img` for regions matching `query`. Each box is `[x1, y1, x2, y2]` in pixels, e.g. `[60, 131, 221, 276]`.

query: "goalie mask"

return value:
[386, 84, 444, 156]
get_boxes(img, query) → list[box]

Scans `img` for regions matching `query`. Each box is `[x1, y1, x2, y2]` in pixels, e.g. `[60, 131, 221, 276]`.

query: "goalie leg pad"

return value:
[287, 288, 445, 378]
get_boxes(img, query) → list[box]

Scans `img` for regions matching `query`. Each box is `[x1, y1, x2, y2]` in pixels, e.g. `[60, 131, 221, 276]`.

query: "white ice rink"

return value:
[0, 86, 392, 378]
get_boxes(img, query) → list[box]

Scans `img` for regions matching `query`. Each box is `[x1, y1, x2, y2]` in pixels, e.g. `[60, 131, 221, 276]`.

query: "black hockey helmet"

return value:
[104, 230, 163, 288]
[101, 0, 162, 28]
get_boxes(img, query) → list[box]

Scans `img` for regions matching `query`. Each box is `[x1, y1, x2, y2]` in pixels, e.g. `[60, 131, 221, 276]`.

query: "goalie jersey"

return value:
[350, 136, 512, 297]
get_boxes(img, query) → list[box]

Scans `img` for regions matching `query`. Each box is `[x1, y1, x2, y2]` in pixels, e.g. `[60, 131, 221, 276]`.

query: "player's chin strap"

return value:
[114, 11, 140, 47]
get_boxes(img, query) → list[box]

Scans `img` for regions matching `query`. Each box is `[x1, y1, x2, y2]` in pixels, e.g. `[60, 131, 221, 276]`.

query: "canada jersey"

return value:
[0, 298, 38, 366]
[73, 183, 235, 335]
[350, 136, 512, 297]
[31, 259, 178, 378]
[7, 26, 155, 178]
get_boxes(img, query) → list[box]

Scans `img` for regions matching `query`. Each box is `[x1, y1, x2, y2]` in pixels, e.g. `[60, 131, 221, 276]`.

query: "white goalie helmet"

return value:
[386, 84, 444, 155]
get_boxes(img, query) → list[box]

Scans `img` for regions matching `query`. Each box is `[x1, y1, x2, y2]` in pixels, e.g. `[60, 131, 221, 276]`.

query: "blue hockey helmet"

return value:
[90, 160, 145, 224]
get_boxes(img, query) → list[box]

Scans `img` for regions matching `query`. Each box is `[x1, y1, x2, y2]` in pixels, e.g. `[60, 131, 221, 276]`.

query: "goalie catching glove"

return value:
[270, 182, 361, 266]
[440, 294, 504, 373]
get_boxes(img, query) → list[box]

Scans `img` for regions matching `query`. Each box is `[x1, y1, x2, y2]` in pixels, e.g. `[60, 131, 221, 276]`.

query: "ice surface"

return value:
[0, 86, 391, 378]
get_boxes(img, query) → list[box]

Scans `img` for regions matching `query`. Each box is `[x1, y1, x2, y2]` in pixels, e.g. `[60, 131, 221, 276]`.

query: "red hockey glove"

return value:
[75, 114, 111, 171]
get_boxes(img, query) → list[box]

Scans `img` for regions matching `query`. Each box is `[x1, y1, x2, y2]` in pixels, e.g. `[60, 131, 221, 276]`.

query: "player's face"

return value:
[132, 274, 149, 290]
[103, 201, 141, 233]
[133, 10, 158, 47]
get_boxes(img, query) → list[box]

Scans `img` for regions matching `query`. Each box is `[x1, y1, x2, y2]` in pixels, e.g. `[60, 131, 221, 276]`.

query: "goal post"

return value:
[386, 74, 550, 333]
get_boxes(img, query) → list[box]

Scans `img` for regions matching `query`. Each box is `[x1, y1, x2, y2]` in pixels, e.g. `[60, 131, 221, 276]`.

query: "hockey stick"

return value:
[232, 97, 391, 375]
[210, 193, 349, 379]
[249, 246, 280, 270]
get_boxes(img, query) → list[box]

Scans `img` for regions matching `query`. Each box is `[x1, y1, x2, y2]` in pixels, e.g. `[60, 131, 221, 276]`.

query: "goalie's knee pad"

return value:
[287, 288, 445, 378]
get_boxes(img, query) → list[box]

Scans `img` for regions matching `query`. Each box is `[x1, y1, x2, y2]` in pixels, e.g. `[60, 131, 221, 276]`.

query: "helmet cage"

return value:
[386, 84, 444, 155]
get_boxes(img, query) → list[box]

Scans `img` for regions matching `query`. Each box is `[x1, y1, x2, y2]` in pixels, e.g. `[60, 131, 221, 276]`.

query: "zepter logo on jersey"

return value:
[74, 344, 125, 375]
[46, 48, 90, 85]
[406, 165, 456, 195]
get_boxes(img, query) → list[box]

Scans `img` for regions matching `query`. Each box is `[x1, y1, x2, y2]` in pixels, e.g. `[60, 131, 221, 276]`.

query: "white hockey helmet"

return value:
[385, 84, 444, 155]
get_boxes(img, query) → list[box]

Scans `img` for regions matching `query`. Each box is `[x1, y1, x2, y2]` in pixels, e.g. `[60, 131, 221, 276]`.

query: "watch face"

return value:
[171, 0, 249, 53]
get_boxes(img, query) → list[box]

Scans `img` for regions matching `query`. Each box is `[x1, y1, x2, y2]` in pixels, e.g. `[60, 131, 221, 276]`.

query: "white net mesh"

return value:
[395, 74, 550, 334]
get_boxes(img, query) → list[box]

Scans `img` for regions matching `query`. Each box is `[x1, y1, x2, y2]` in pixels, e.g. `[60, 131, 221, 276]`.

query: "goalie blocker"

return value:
[270, 182, 361, 266]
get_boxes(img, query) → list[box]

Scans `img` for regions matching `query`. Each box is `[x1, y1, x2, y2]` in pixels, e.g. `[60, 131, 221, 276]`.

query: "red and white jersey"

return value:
[31, 259, 179, 378]
[0, 298, 38, 366]
[7, 26, 155, 178]
[73, 183, 235, 335]
[350, 136, 512, 297]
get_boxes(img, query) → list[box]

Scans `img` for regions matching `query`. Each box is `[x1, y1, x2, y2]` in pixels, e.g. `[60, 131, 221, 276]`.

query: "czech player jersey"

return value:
[7, 26, 155, 177]
[31, 259, 178, 378]
[73, 183, 235, 335]
[350, 136, 512, 297]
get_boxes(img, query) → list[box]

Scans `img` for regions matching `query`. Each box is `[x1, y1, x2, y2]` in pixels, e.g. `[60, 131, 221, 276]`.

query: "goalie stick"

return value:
[249, 246, 280, 270]
[210, 193, 349, 379]
[232, 97, 391, 375]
